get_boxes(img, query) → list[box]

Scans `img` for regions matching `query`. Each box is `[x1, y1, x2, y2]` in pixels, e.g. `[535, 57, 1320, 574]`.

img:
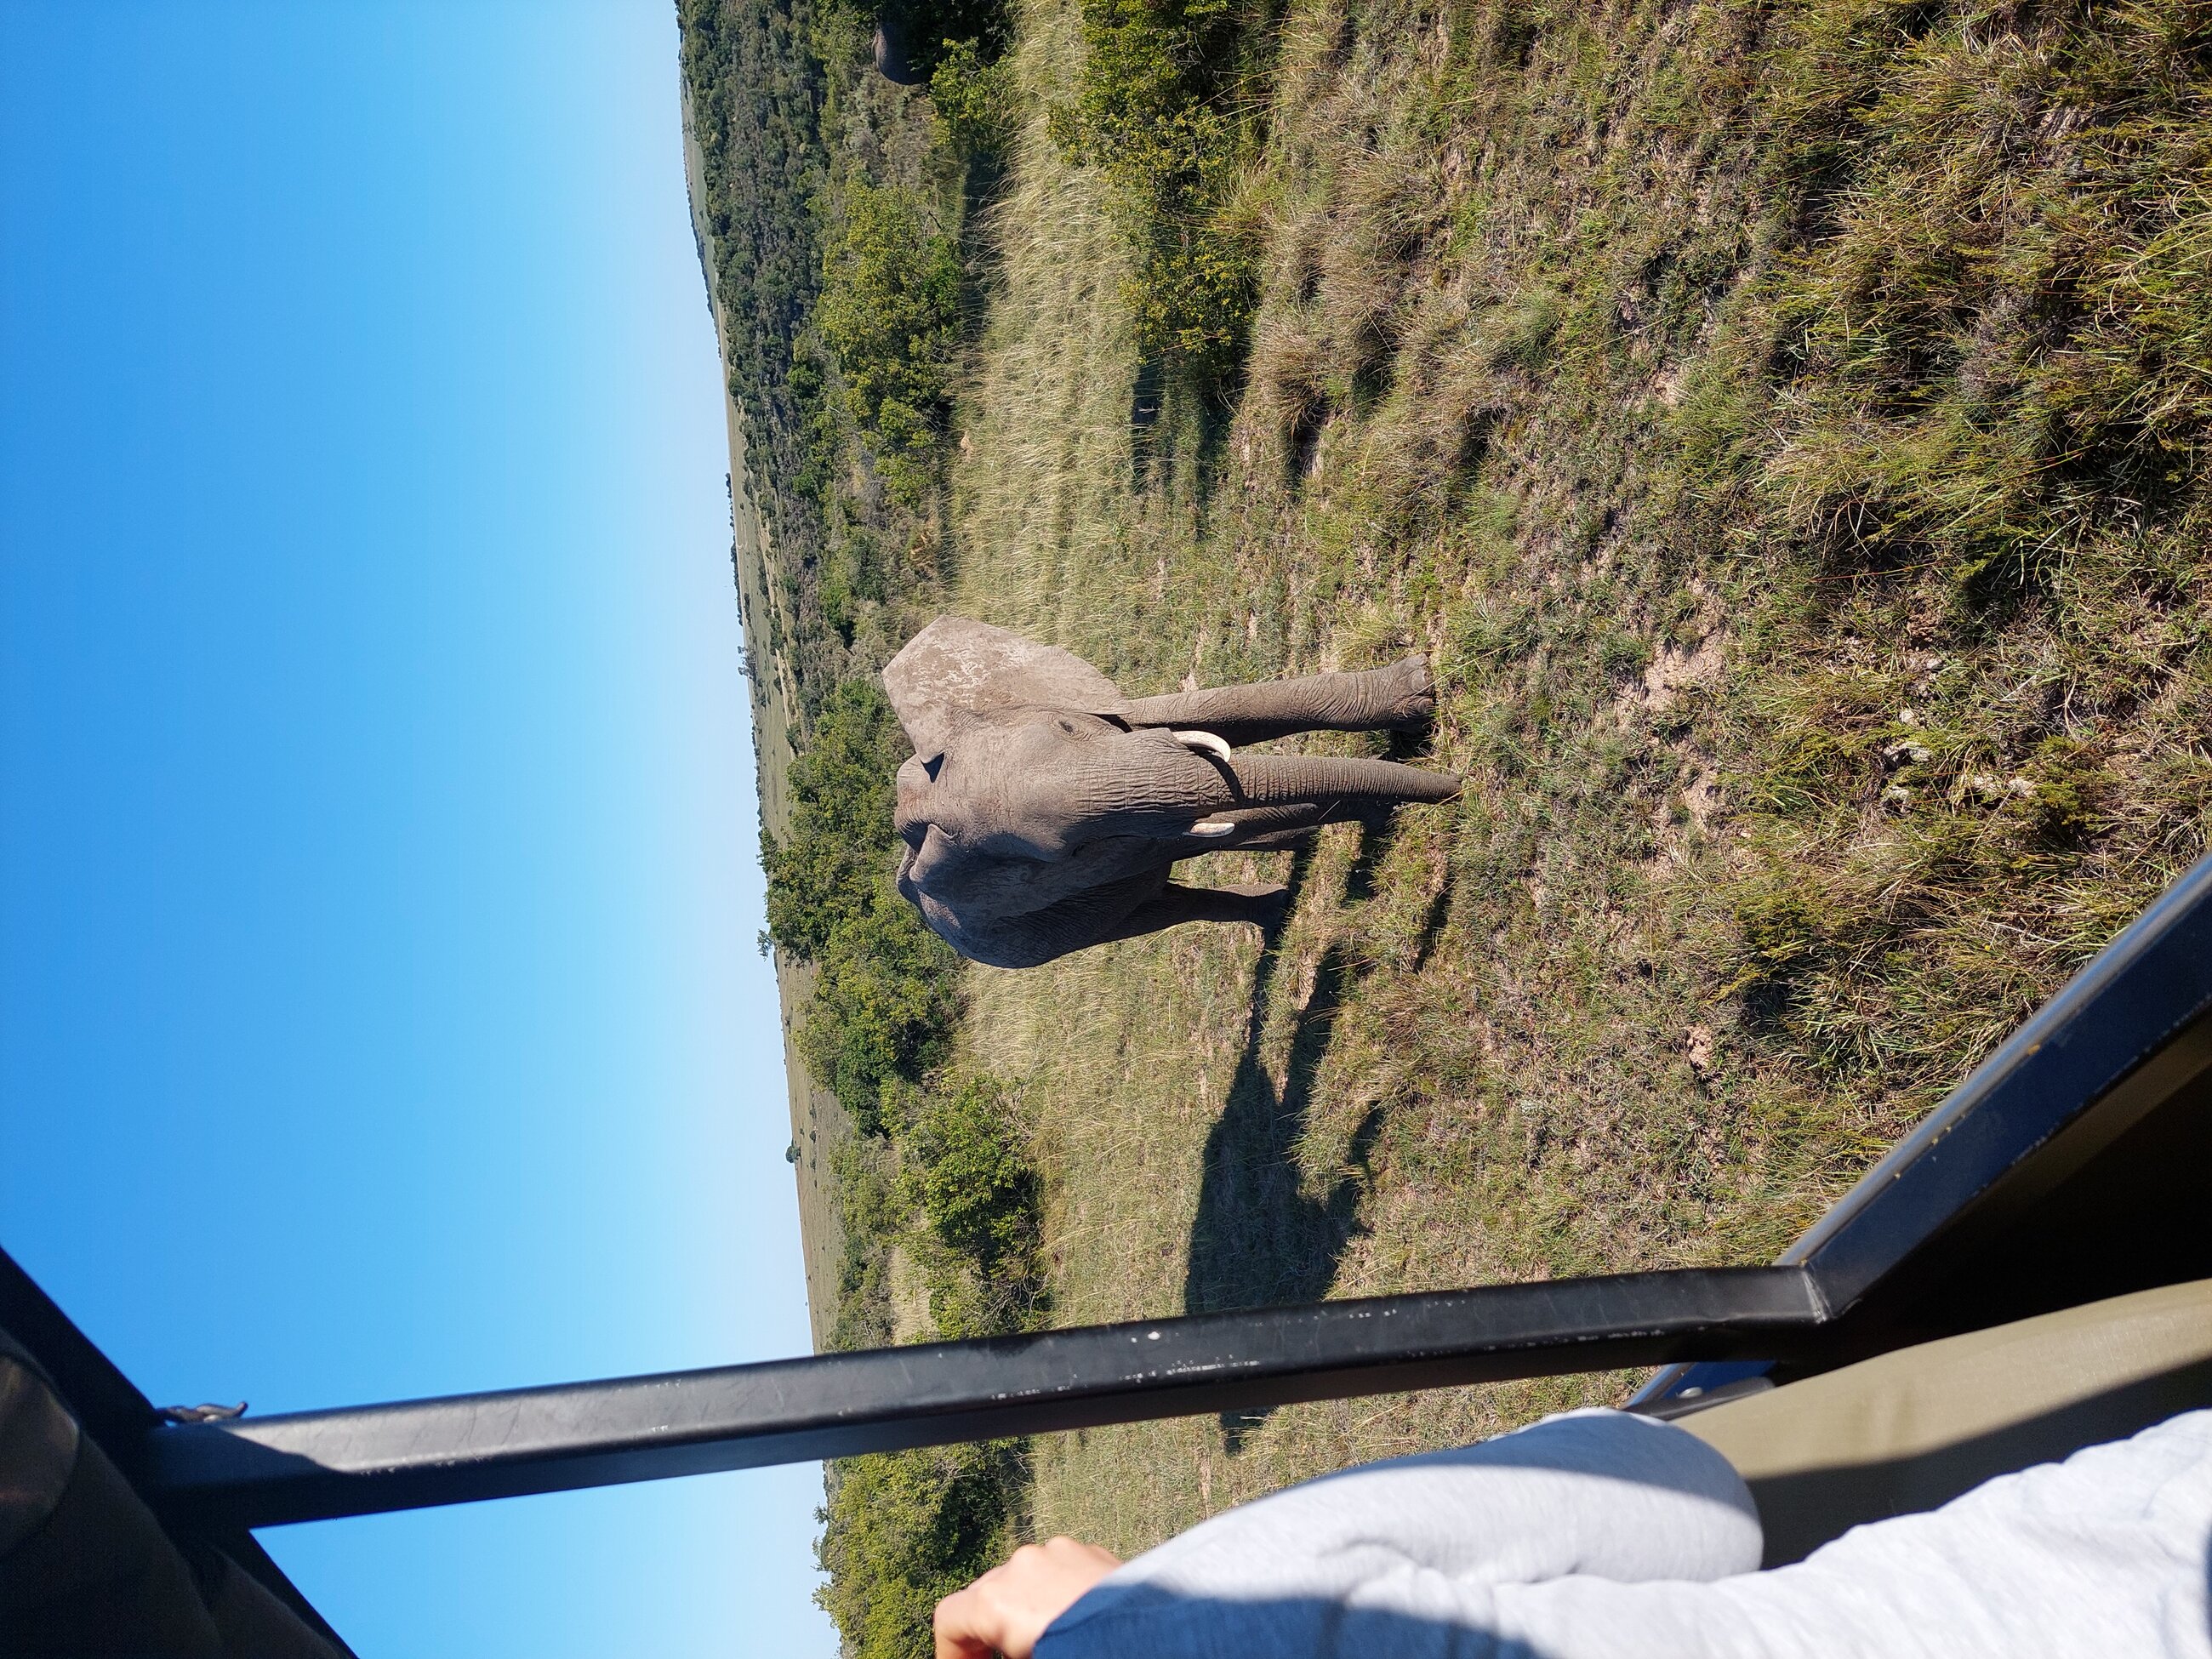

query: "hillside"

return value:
[680, 0, 2212, 1646]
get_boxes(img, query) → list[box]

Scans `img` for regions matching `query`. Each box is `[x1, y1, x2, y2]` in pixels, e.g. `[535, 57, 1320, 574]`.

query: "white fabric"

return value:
[1036, 1406, 2212, 1658]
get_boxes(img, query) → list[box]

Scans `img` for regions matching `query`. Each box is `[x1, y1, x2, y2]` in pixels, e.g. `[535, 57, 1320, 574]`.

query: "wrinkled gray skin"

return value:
[870, 14, 924, 83]
[887, 617, 1462, 968]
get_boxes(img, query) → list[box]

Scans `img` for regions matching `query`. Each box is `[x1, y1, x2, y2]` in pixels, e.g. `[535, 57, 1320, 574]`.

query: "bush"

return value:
[765, 676, 962, 1133]
[821, 528, 885, 645]
[816, 1441, 1024, 1659]
[801, 899, 961, 1133]
[906, 1075, 1037, 1273]
[818, 182, 964, 501]
[1049, 0, 1261, 377]
[931, 37, 1015, 154]
[764, 678, 910, 959]
[901, 1075, 1046, 1336]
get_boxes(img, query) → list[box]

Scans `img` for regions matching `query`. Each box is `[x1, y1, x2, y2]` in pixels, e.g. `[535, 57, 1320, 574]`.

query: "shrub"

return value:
[829, 1070, 1045, 1340]
[801, 899, 961, 1133]
[873, 0, 1011, 81]
[907, 1076, 1038, 1272]
[1049, 0, 1261, 377]
[821, 528, 885, 644]
[815, 1441, 1024, 1659]
[931, 37, 1015, 154]
[765, 676, 963, 1133]
[764, 679, 909, 959]
[901, 1075, 1045, 1335]
[818, 182, 964, 500]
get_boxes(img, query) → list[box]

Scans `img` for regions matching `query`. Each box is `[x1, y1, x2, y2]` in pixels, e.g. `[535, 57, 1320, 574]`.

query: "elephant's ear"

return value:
[883, 617, 1128, 756]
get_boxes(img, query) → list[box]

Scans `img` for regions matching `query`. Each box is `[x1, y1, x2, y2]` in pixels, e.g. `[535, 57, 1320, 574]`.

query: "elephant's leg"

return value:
[1120, 656, 1435, 746]
[1105, 881, 1291, 942]
[976, 875, 1289, 964]
[949, 870, 1172, 967]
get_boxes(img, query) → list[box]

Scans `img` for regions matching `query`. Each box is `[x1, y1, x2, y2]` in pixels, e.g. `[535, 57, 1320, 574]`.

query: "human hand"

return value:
[932, 1536, 1121, 1659]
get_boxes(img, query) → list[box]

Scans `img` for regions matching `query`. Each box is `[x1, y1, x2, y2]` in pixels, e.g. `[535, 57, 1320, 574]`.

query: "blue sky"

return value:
[0, 3, 833, 1651]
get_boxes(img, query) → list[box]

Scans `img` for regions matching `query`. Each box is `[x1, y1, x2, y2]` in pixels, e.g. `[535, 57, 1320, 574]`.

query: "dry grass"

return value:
[921, 0, 2212, 1563]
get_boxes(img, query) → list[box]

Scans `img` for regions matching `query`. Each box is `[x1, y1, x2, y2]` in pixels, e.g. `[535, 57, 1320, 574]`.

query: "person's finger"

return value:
[934, 1536, 1123, 1659]
[932, 1584, 995, 1659]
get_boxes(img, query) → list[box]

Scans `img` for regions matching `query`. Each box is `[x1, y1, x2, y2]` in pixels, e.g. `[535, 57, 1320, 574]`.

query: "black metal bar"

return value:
[1633, 847, 2212, 1409]
[120, 849, 2212, 1524]
[144, 1265, 1821, 1528]
[1792, 847, 2212, 1313]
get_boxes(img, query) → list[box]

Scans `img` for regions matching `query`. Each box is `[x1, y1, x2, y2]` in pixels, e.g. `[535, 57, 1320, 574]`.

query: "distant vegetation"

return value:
[818, 182, 965, 508]
[684, 0, 2210, 1643]
[678, 0, 837, 702]
[679, 0, 993, 713]
[683, 3, 1040, 1649]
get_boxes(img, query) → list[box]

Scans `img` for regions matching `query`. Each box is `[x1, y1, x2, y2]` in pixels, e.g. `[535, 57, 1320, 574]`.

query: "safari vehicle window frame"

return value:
[4, 847, 2208, 1643]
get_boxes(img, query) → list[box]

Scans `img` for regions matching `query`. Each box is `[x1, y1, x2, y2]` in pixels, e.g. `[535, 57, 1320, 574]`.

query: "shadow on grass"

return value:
[1183, 828, 1397, 1451]
[1130, 354, 1166, 491]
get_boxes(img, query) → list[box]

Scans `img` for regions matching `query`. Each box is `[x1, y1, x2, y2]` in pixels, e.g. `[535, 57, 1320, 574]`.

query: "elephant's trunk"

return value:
[1066, 739, 1236, 838]
[1069, 738, 1457, 845]
[1221, 753, 1461, 809]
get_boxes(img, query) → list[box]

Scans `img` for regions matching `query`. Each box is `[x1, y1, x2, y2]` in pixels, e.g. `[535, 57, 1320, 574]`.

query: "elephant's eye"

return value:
[1057, 718, 1075, 733]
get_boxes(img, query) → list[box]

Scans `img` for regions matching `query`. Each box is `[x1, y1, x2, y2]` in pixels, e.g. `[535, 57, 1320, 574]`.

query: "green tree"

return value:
[764, 678, 909, 961]
[815, 1442, 1023, 1659]
[818, 182, 963, 495]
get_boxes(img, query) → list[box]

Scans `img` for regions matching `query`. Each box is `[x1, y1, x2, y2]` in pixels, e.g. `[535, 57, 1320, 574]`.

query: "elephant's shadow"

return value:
[1182, 829, 1405, 1451]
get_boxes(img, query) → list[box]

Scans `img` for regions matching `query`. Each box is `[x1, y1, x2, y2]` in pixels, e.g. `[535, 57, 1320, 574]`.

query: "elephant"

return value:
[884, 617, 1462, 968]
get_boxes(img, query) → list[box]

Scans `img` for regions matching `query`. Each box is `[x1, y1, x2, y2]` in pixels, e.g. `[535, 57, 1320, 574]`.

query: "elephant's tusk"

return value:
[1189, 820, 1238, 837]
[1172, 729, 1234, 762]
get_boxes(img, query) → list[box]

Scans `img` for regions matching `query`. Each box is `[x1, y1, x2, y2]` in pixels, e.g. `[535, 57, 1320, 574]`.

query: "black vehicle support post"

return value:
[0, 1246, 361, 1654]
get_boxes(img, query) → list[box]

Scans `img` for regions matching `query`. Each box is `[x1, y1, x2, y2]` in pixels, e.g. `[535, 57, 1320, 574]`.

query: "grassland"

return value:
[939, 0, 2212, 1552]
[685, 0, 2211, 1639]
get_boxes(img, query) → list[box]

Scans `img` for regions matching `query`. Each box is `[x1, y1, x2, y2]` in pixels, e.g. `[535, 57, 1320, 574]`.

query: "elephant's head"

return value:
[895, 710, 1237, 870]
